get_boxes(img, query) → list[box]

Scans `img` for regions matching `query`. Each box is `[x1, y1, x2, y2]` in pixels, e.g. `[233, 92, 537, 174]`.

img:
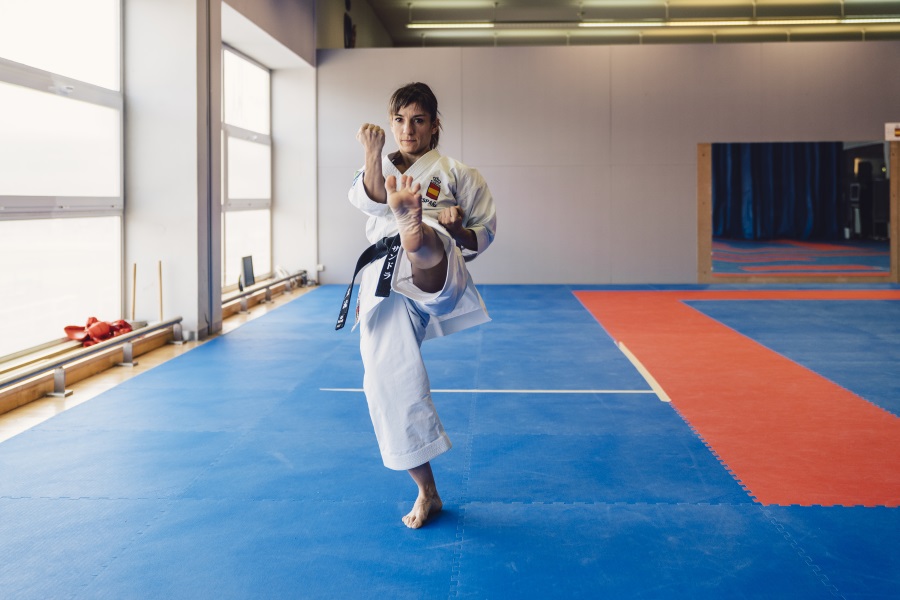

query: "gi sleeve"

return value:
[458, 167, 497, 257]
[348, 166, 392, 218]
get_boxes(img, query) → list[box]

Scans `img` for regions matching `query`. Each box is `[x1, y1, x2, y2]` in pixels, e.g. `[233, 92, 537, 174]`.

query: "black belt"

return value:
[335, 234, 401, 330]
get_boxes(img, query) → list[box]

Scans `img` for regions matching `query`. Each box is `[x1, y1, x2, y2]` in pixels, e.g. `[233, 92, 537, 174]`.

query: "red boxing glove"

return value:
[65, 317, 131, 346]
[110, 320, 132, 337]
[86, 320, 112, 341]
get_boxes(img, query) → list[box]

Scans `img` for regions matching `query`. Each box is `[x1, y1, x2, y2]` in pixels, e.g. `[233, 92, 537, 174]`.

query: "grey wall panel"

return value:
[317, 166, 369, 283]
[460, 46, 612, 168]
[610, 44, 765, 163]
[608, 163, 697, 283]
[760, 41, 900, 141]
[466, 165, 612, 284]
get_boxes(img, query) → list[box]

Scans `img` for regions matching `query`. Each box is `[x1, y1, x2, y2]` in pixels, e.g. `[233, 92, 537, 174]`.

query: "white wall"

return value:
[125, 0, 216, 336]
[316, 41, 900, 285]
[272, 66, 319, 279]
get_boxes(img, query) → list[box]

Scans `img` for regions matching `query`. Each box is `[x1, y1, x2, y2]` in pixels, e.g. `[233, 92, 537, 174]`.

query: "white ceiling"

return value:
[362, 0, 900, 46]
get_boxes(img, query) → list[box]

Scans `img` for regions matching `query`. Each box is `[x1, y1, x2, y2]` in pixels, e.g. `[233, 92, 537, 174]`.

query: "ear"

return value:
[432, 118, 440, 134]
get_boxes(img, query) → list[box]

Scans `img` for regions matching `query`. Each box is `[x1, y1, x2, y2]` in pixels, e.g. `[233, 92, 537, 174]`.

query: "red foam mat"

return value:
[575, 290, 900, 507]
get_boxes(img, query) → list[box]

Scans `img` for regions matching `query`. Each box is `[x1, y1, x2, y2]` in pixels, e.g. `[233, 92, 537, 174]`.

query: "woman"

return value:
[347, 82, 496, 528]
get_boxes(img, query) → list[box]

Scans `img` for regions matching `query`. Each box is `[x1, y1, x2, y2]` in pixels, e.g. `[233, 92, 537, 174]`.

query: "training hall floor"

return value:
[0, 284, 898, 599]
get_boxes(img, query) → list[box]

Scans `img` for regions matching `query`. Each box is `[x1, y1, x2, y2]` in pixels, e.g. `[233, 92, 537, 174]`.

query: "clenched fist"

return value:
[356, 123, 385, 155]
[438, 205, 466, 237]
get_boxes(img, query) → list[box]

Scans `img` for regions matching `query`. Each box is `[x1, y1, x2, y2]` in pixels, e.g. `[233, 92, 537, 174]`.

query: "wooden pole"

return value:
[158, 260, 163, 322]
[131, 263, 137, 321]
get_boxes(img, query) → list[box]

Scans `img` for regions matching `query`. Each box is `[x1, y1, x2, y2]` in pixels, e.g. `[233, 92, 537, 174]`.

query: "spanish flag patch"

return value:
[426, 179, 441, 201]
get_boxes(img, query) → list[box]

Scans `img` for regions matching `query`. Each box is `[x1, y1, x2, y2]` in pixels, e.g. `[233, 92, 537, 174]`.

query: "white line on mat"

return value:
[616, 341, 671, 403]
[320, 388, 656, 394]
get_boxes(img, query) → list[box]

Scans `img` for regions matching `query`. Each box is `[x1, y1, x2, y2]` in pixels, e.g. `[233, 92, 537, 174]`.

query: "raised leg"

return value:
[386, 174, 448, 293]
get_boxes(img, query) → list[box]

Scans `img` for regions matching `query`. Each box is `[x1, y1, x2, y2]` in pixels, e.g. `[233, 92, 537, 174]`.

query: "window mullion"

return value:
[223, 122, 271, 146]
[0, 56, 122, 110]
[0, 195, 123, 220]
[222, 198, 272, 212]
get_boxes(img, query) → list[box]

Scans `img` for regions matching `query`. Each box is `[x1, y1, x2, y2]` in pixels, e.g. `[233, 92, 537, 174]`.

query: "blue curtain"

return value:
[712, 142, 842, 240]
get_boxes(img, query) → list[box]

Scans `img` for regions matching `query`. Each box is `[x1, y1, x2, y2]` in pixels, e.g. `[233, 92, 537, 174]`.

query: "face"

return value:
[390, 103, 439, 161]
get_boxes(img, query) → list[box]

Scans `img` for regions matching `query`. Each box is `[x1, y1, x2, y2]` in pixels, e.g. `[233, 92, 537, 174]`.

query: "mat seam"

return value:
[69, 499, 173, 600]
[665, 400, 760, 503]
[69, 426, 257, 598]
[448, 386, 478, 599]
[758, 504, 847, 600]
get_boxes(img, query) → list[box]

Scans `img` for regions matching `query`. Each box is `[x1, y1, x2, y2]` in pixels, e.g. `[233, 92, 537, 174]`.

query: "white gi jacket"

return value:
[348, 149, 497, 339]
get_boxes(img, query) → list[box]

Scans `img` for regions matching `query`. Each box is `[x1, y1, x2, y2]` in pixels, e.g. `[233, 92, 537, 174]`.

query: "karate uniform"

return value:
[348, 149, 496, 470]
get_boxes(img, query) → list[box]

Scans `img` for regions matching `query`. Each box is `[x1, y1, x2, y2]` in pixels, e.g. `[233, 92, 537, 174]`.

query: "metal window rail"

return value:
[0, 317, 184, 398]
[223, 270, 307, 314]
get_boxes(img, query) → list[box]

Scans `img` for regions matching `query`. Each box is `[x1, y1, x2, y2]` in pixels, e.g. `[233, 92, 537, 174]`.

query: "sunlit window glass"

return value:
[223, 49, 270, 134]
[227, 137, 271, 200]
[0, 82, 120, 197]
[223, 210, 272, 287]
[0, 218, 121, 359]
[0, 0, 120, 90]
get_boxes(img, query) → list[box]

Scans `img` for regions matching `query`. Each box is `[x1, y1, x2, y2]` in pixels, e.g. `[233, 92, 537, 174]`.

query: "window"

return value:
[0, 0, 122, 359]
[221, 47, 272, 289]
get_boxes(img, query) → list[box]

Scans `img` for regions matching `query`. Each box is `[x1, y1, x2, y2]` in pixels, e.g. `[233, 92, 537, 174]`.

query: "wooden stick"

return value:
[158, 260, 163, 322]
[131, 263, 137, 321]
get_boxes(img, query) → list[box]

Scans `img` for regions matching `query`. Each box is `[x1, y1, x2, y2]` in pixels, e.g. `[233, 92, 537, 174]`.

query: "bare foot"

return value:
[402, 489, 443, 529]
[385, 175, 446, 287]
[386, 174, 428, 252]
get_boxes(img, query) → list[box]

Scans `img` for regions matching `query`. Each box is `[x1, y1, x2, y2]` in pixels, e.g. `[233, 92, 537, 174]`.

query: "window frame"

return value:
[0, 52, 123, 221]
[220, 44, 273, 291]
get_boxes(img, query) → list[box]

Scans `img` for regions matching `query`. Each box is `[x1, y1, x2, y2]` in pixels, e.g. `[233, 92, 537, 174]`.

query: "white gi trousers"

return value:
[357, 221, 488, 471]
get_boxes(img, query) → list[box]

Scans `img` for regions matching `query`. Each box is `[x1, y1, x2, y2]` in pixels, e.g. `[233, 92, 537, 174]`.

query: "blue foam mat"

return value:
[1, 285, 897, 599]
[455, 502, 831, 600]
[762, 506, 900, 599]
[87, 499, 461, 600]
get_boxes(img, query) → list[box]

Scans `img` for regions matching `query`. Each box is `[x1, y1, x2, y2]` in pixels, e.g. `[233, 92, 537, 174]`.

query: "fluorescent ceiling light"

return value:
[407, 17, 900, 30]
[407, 22, 494, 29]
[580, 17, 900, 28]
